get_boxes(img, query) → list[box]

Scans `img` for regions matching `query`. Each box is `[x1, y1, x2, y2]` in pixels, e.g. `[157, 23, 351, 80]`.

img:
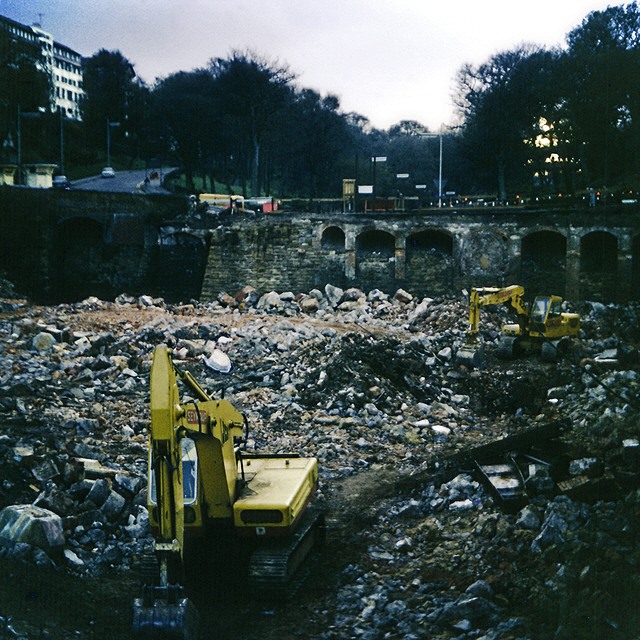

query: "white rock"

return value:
[431, 425, 451, 435]
[32, 332, 56, 352]
[64, 548, 84, 567]
[202, 349, 232, 373]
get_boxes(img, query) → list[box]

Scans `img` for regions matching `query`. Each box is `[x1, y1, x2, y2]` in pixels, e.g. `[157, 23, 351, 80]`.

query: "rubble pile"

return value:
[0, 285, 639, 639]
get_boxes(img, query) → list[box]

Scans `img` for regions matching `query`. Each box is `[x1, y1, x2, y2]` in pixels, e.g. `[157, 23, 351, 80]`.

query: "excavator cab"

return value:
[530, 296, 552, 324]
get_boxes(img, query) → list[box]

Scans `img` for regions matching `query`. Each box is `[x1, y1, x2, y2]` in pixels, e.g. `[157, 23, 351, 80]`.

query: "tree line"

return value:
[2, 2, 639, 202]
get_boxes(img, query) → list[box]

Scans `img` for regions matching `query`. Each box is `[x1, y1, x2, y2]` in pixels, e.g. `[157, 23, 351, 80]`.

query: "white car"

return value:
[52, 175, 70, 189]
[101, 166, 116, 178]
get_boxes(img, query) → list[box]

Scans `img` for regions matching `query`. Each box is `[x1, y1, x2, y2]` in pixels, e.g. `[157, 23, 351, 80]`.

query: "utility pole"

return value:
[106, 119, 120, 167]
[59, 108, 64, 175]
[420, 129, 444, 208]
[17, 106, 21, 185]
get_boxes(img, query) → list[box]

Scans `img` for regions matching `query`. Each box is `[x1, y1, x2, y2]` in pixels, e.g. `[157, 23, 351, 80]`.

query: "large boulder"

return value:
[0, 504, 65, 551]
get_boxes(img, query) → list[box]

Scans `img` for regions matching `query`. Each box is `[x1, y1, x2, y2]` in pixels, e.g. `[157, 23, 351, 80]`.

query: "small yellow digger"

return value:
[132, 345, 323, 639]
[456, 285, 580, 368]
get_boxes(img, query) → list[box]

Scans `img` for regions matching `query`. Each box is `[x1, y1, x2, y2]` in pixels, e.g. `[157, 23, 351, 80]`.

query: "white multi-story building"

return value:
[1, 15, 84, 120]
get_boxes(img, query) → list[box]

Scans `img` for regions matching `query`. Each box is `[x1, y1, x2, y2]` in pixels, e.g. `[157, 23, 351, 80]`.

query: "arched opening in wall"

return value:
[521, 230, 567, 297]
[580, 231, 618, 303]
[151, 231, 209, 303]
[54, 217, 110, 302]
[320, 226, 347, 288]
[405, 230, 454, 296]
[355, 230, 395, 293]
[322, 226, 345, 252]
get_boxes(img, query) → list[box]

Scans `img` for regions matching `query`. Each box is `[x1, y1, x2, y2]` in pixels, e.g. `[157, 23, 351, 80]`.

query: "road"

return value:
[70, 168, 178, 194]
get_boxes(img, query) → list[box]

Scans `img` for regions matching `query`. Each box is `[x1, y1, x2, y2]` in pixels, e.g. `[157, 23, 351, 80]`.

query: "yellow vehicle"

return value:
[456, 285, 580, 367]
[198, 193, 245, 209]
[132, 345, 323, 639]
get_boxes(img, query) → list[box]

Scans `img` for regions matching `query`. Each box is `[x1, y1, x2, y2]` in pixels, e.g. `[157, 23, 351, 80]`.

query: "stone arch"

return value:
[321, 226, 346, 252]
[319, 225, 347, 287]
[151, 231, 209, 303]
[521, 230, 567, 296]
[405, 229, 454, 296]
[580, 230, 618, 303]
[54, 217, 111, 302]
[355, 229, 396, 292]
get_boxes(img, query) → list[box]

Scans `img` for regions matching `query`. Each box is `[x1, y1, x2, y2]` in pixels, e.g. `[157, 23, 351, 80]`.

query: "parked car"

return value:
[101, 167, 116, 178]
[52, 175, 70, 189]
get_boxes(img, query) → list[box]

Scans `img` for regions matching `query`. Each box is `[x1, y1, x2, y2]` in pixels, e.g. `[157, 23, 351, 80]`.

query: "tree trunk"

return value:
[251, 135, 260, 197]
[497, 152, 507, 201]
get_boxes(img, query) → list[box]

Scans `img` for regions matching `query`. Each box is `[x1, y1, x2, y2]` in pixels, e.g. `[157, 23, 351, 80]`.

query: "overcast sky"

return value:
[0, 0, 616, 131]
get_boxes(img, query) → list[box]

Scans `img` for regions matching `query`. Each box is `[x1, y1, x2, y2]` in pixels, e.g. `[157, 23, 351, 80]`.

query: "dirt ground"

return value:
[0, 467, 400, 640]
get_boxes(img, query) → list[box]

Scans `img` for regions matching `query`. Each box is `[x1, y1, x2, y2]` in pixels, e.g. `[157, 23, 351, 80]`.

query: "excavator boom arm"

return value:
[466, 285, 527, 339]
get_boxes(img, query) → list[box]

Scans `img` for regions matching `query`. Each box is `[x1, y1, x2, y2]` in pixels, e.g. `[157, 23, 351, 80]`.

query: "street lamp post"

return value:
[421, 130, 444, 208]
[59, 108, 64, 176]
[396, 173, 409, 211]
[437, 133, 443, 208]
[106, 119, 120, 167]
[371, 155, 387, 212]
[17, 107, 21, 183]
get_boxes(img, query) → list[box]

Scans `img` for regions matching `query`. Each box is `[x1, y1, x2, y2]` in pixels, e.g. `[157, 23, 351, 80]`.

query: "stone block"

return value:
[0, 504, 65, 550]
[86, 478, 111, 507]
[101, 490, 126, 521]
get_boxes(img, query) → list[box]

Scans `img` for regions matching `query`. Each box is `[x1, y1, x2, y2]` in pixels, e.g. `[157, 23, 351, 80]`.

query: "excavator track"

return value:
[247, 506, 325, 599]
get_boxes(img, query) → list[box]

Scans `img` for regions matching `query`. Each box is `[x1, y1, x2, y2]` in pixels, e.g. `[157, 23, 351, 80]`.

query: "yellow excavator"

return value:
[132, 345, 323, 639]
[456, 285, 580, 368]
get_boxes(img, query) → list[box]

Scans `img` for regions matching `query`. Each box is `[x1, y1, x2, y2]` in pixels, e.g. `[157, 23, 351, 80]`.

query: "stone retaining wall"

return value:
[1, 187, 639, 304]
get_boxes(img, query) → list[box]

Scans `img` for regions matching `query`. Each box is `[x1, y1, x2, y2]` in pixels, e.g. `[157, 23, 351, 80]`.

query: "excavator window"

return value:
[148, 438, 199, 506]
[549, 300, 562, 318]
[530, 297, 550, 323]
[181, 439, 198, 504]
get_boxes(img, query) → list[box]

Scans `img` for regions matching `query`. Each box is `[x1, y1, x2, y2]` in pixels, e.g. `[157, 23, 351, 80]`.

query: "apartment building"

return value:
[1, 15, 84, 120]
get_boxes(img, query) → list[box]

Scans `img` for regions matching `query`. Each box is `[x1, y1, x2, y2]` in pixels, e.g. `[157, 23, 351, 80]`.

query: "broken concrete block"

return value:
[86, 478, 111, 507]
[0, 504, 65, 550]
[393, 288, 413, 304]
[101, 490, 125, 521]
[515, 505, 541, 530]
[324, 283, 344, 307]
[114, 473, 143, 498]
[299, 297, 319, 314]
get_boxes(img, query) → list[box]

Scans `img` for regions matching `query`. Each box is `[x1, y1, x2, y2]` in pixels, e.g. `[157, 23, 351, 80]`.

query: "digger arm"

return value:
[148, 346, 245, 563]
[149, 345, 188, 582]
[133, 346, 244, 639]
[465, 285, 528, 344]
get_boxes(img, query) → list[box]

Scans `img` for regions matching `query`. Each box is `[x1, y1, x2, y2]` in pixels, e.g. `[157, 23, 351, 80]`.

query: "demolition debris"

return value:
[1, 283, 640, 640]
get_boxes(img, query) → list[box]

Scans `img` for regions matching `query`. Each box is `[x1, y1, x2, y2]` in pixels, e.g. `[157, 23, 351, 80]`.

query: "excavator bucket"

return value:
[132, 585, 199, 640]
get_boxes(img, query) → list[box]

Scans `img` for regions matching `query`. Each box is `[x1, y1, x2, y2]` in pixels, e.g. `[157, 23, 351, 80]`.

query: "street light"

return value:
[106, 119, 120, 167]
[371, 155, 386, 212]
[420, 130, 444, 208]
[396, 173, 409, 211]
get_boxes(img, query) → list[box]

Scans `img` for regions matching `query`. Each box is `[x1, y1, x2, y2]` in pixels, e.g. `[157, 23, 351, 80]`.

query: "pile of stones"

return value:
[0, 283, 639, 639]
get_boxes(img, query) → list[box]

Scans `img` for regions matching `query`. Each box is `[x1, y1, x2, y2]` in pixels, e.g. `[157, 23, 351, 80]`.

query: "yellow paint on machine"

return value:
[233, 457, 318, 530]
